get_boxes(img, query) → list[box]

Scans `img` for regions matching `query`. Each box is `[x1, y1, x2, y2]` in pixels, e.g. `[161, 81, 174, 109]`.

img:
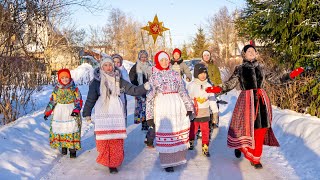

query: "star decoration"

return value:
[141, 14, 169, 43]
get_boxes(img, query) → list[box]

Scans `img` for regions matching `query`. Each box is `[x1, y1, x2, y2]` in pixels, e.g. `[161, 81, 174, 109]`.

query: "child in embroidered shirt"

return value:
[187, 63, 219, 157]
[44, 68, 82, 158]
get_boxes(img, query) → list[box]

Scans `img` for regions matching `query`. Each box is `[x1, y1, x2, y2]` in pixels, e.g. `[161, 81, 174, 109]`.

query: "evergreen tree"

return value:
[181, 43, 189, 60]
[236, 0, 320, 117]
[192, 27, 208, 58]
[236, 0, 319, 69]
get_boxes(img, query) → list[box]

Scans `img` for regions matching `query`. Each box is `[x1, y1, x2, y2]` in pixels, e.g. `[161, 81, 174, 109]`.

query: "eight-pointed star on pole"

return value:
[141, 14, 169, 43]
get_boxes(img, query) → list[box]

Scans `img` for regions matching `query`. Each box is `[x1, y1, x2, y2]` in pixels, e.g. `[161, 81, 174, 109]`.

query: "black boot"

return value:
[250, 162, 263, 169]
[164, 167, 174, 172]
[61, 147, 67, 155]
[109, 167, 118, 174]
[144, 127, 155, 148]
[234, 149, 241, 158]
[188, 140, 194, 150]
[69, 149, 76, 158]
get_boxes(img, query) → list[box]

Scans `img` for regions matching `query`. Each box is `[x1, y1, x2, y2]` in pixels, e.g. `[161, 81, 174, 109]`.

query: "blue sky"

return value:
[71, 0, 245, 47]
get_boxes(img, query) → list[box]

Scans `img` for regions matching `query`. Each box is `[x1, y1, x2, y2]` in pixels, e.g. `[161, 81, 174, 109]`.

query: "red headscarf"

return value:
[154, 51, 170, 70]
[57, 68, 71, 85]
[172, 48, 181, 57]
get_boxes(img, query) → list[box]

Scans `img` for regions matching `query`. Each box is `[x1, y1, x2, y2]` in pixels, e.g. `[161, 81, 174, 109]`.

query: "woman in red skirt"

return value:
[206, 44, 304, 169]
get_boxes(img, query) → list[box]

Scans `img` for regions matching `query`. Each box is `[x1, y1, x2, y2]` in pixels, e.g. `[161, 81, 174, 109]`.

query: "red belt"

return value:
[254, 88, 265, 120]
[162, 91, 178, 94]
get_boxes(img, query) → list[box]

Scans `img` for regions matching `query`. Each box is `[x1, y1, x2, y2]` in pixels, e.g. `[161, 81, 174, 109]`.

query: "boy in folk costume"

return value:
[112, 54, 129, 126]
[206, 44, 304, 169]
[187, 63, 219, 157]
[145, 51, 194, 172]
[44, 68, 82, 158]
[170, 48, 192, 82]
[129, 50, 152, 130]
[82, 57, 149, 174]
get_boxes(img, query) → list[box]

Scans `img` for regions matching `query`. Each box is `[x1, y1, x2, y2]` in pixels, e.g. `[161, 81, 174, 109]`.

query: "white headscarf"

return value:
[136, 50, 152, 85]
[99, 57, 121, 110]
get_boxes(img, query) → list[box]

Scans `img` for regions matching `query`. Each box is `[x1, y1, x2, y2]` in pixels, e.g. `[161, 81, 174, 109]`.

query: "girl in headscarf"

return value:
[44, 68, 82, 158]
[112, 54, 129, 126]
[129, 50, 152, 130]
[170, 48, 192, 82]
[82, 57, 150, 174]
[145, 51, 194, 172]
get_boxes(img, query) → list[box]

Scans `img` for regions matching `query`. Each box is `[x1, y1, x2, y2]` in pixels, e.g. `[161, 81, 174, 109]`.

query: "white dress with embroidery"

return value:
[146, 68, 194, 154]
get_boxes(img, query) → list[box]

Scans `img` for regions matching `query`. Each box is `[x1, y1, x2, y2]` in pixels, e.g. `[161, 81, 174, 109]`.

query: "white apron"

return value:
[51, 103, 79, 134]
[154, 93, 190, 153]
[93, 95, 126, 140]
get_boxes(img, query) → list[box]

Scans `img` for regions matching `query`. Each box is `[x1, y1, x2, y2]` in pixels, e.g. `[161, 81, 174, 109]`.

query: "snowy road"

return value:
[1, 64, 319, 180]
[40, 91, 304, 180]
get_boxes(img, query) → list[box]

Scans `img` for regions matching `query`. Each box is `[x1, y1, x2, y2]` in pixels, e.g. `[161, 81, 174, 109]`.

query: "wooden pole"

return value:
[141, 30, 146, 50]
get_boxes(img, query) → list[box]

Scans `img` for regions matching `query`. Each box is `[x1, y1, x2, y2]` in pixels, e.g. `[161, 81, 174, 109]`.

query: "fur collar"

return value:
[170, 59, 183, 65]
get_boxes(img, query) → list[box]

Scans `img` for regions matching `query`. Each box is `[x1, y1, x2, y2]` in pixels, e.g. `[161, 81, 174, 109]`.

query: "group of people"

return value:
[44, 44, 304, 174]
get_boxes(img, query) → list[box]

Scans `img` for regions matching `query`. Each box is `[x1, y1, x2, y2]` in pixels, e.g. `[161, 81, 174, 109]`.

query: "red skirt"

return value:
[227, 89, 279, 149]
[96, 139, 124, 168]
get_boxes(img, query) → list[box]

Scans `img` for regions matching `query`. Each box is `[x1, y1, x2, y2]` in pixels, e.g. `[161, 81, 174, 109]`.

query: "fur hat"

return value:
[154, 51, 170, 70]
[241, 44, 256, 59]
[242, 44, 256, 53]
[57, 68, 71, 85]
[193, 63, 207, 78]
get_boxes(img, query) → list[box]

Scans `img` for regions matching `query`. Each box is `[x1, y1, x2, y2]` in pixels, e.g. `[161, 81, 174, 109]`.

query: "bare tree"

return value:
[0, 0, 101, 125]
[207, 7, 237, 63]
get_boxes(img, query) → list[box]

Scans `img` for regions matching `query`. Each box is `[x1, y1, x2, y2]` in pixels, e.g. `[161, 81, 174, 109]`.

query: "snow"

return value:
[122, 60, 135, 72]
[70, 63, 94, 85]
[0, 62, 319, 179]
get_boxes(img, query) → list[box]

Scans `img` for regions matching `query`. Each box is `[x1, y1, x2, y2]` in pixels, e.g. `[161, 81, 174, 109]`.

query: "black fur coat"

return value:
[222, 59, 292, 129]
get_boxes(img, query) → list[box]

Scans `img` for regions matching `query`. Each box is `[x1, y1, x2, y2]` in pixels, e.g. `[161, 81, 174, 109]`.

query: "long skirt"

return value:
[50, 103, 81, 150]
[96, 139, 124, 168]
[134, 96, 146, 124]
[227, 89, 279, 149]
[159, 150, 188, 168]
[154, 93, 190, 167]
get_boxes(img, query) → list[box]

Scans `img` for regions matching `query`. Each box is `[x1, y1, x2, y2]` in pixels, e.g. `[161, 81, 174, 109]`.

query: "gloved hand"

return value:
[85, 116, 92, 124]
[186, 111, 193, 117]
[290, 67, 304, 79]
[44, 115, 49, 121]
[144, 82, 151, 91]
[71, 112, 79, 117]
[205, 86, 222, 94]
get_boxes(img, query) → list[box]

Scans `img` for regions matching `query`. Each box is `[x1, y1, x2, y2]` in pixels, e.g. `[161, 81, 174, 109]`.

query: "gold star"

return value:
[141, 14, 169, 43]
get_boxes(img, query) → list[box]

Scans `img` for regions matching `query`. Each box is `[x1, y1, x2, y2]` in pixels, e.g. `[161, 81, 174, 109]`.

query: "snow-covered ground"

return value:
[0, 63, 319, 180]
